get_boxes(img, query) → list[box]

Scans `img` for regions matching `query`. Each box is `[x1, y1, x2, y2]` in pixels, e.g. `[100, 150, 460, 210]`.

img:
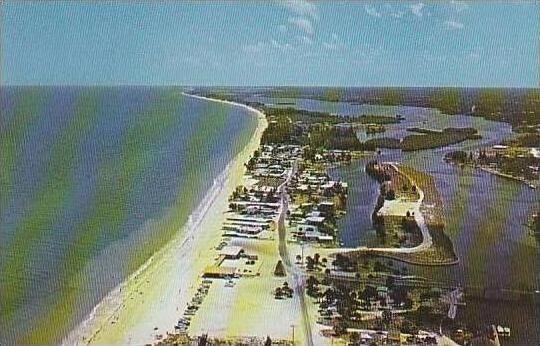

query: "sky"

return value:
[1, 1, 539, 87]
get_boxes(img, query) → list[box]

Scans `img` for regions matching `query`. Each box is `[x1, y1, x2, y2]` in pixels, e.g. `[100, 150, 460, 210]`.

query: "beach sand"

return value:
[63, 94, 268, 346]
[187, 236, 302, 342]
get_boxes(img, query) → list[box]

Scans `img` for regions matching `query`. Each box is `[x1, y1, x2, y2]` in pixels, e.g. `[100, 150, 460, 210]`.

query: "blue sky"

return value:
[1, 1, 539, 87]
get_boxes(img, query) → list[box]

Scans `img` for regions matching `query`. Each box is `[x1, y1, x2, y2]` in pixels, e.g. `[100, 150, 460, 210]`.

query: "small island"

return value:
[353, 161, 458, 266]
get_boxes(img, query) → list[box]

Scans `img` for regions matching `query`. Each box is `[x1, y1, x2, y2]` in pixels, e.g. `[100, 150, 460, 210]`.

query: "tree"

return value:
[296, 254, 302, 263]
[198, 334, 208, 346]
[361, 285, 377, 301]
[314, 253, 320, 265]
[386, 276, 395, 289]
[264, 336, 272, 346]
[274, 260, 286, 277]
[306, 275, 320, 297]
[416, 305, 435, 322]
[401, 320, 417, 335]
[306, 275, 320, 287]
[334, 253, 351, 270]
[306, 256, 315, 271]
[334, 320, 348, 336]
[382, 309, 392, 324]
[373, 260, 385, 272]
[390, 286, 409, 306]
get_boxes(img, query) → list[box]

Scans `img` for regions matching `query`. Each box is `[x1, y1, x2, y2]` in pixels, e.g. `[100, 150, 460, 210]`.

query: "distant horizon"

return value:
[1, 84, 539, 89]
[2, 1, 539, 87]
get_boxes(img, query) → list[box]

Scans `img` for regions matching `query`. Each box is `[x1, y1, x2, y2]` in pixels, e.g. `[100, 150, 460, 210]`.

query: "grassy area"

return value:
[401, 128, 481, 151]
[255, 176, 284, 188]
[357, 114, 402, 124]
[398, 165, 457, 265]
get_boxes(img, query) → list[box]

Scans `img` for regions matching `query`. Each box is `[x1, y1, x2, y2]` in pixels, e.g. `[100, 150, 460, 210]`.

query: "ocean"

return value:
[0, 86, 258, 344]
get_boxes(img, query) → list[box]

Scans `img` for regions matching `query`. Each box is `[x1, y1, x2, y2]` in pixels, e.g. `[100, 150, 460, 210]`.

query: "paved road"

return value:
[334, 162, 433, 255]
[276, 163, 314, 346]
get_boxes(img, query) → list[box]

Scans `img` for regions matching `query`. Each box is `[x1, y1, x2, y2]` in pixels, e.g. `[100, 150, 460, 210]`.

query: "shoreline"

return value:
[444, 158, 538, 190]
[63, 93, 268, 345]
[338, 162, 458, 266]
[478, 166, 538, 189]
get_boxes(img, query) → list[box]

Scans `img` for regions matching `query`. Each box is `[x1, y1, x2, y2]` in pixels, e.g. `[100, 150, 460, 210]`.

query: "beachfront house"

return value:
[220, 246, 245, 260]
[297, 223, 318, 234]
[294, 223, 333, 243]
[202, 265, 237, 279]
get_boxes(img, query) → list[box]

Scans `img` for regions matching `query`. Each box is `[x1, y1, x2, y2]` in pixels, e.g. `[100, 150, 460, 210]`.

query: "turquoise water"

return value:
[0, 87, 258, 344]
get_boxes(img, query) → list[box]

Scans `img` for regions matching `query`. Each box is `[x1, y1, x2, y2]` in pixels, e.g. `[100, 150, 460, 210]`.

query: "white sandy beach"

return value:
[63, 93, 268, 346]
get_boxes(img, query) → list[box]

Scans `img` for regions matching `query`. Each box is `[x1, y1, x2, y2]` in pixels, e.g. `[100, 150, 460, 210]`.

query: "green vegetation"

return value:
[533, 208, 540, 237]
[357, 114, 401, 124]
[274, 260, 286, 276]
[363, 162, 458, 265]
[268, 87, 540, 129]
[260, 107, 367, 151]
[401, 127, 480, 151]
[446, 146, 540, 183]
[364, 128, 481, 151]
[261, 107, 408, 152]
[364, 137, 402, 150]
[503, 133, 540, 147]
[308, 126, 364, 151]
[444, 150, 472, 164]
[262, 106, 399, 125]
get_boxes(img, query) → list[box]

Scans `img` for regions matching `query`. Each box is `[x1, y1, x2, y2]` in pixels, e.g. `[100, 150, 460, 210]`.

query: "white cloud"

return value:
[242, 38, 296, 54]
[410, 2, 425, 17]
[242, 41, 266, 54]
[282, 0, 318, 20]
[383, 4, 404, 18]
[299, 35, 313, 45]
[323, 42, 338, 51]
[270, 39, 293, 51]
[323, 33, 346, 51]
[422, 51, 447, 63]
[364, 4, 382, 18]
[450, 0, 469, 13]
[467, 48, 482, 60]
[444, 20, 464, 30]
[281, 1, 318, 37]
[288, 16, 314, 35]
[390, 10, 404, 19]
